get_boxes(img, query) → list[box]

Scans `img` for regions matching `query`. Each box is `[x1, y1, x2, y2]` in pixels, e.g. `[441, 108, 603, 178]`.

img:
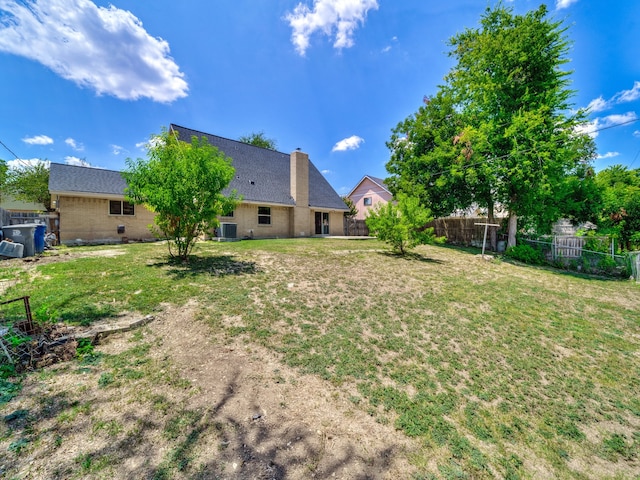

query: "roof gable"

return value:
[347, 174, 391, 198]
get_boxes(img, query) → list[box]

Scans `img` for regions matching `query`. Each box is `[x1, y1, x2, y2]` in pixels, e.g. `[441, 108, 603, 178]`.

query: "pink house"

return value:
[346, 175, 393, 220]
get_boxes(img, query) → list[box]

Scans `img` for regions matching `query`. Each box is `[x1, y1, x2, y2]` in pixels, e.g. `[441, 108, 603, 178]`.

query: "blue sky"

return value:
[0, 0, 638, 195]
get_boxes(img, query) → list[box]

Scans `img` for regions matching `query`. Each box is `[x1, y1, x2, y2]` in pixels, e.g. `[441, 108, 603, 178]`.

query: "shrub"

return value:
[504, 244, 545, 265]
[365, 194, 443, 255]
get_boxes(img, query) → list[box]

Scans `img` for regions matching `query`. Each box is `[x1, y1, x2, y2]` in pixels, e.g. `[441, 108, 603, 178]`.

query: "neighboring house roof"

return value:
[346, 174, 391, 198]
[0, 194, 44, 212]
[49, 163, 127, 197]
[170, 124, 348, 211]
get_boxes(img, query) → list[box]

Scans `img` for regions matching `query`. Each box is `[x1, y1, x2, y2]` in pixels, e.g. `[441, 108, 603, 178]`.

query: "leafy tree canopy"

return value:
[124, 129, 239, 259]
[386, 4, 596, 247]
[4, 161, 52, 211]
[596, 165, 640, 250]
[238, 131, 277, 150]
[365, 194, 443, 255]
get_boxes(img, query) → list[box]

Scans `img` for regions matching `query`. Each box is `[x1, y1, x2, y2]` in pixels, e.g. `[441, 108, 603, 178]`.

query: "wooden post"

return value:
[475, 222, 500, 257]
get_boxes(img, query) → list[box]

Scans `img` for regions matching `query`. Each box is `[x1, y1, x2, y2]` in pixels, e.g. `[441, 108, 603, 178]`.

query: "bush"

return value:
[365, 194, 443, 255]
[504, 244, 545, 265]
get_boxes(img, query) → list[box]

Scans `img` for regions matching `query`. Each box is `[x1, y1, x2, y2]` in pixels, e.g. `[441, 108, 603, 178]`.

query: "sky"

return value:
[0, 0, 638, 196]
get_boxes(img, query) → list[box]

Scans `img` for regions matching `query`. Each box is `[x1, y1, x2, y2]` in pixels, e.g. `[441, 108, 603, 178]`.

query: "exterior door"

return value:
[315, 212, 329, 235]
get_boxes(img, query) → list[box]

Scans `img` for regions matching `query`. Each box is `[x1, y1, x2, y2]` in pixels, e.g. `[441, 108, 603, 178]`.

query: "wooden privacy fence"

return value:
[427, 217, 506, 248]
[343, 218, 369, 236]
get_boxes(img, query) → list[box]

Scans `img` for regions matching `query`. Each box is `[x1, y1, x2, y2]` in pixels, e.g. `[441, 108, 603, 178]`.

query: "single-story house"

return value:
[48, 125, 348, 244]
[346, 175, 393, 220]
[48, 163, 157, 244]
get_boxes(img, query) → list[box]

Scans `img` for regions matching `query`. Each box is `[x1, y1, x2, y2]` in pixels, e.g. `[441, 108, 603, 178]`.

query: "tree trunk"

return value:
[487, 201, 497, 251]
[507, 212, 518, 248]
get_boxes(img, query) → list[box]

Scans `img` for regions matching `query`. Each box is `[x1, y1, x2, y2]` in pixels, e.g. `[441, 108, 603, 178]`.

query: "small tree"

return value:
[365, 194, 443, 255]
[124, 129, 239, 260]
[342, 196, 358, 235]
[238, 131, 277, 150]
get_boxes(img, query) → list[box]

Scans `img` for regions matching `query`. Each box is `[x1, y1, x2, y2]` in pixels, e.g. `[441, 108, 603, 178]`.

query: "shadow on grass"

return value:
[379, 250, 445, 264]
[148, 255, 260, 279]
[2, 368, 404, 479]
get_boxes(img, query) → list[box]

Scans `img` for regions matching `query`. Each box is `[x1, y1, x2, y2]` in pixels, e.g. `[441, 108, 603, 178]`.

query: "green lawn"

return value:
[1, 238, 639, 478]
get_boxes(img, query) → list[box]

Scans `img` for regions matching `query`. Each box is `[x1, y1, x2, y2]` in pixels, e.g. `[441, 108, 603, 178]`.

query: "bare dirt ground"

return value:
[0, 300, 418, 479]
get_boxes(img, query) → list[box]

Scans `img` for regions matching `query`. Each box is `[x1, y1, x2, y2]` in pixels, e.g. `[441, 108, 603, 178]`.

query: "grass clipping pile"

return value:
[0, 302, 416, 479]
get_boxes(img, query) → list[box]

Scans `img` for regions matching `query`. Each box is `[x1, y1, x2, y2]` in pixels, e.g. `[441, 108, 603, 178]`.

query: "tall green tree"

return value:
[4, 162, 53, 211]
[238, 131, 277, 150]
[596, 165, 640, 250]
[387, 4, 596, 247]
[124, 129, 239, 260]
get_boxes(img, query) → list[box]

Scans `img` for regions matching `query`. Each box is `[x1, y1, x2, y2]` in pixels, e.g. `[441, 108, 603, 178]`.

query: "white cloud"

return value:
[634, 130, 640, 138]
[596, 152, 620, 159]
[578, 112, 639, 138]
[0, 0, 188, 102]
[574, 121, 597, 138]
[332, 135, 364, 152]
[22, 135, 53, 145]
[7, 158, 49, 170]
[321, 169, 332, 174]
[64, 156, 92, 167]
[111, 144, 126, 155]
[586, 96, 609, 113]
[285, 0, 379, 56]
[65, 137, 84, 151]
[600, 112, 638, 127]
[381, 36, 398, 53]
[614, 81, 640, 104]
[585, 81, 640, 114]
[556, 0, 579, 9]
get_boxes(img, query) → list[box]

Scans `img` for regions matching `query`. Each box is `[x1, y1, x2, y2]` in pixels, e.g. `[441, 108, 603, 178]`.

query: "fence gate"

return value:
[553, 236, 586, 258]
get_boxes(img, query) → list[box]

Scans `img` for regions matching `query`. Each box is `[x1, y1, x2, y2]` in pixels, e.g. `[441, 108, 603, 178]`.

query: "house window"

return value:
[258, 206, 271, 225]
[363, 197, 372, 206]
[109, 200, 135, 216]
[222, 209, 234, 218]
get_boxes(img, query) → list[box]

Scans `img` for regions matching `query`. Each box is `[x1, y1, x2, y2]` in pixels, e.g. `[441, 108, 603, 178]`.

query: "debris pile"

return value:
[0, 323, 79, 372]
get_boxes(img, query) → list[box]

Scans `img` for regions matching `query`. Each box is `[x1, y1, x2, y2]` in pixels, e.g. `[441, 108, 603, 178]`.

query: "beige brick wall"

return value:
[217, 203, 344, 238]
[58, 196, 157, 244]
[328, 211, 344, 236]
[218, 203, 291, 239]
[59, 197, 344, 243]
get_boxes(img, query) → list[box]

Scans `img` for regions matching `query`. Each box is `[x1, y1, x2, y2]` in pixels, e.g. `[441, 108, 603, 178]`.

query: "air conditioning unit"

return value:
[218, 222, 237, 240]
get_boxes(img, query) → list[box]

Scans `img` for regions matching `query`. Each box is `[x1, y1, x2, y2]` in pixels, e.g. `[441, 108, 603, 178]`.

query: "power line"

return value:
[0, 138, 39, 170]
[0, 139, 20, 160]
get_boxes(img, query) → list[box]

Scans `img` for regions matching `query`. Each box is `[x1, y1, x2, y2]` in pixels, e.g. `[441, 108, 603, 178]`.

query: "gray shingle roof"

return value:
[49, 163, 127, 196]
[171, 124, 348, 210]
[48, 127, 348, 212]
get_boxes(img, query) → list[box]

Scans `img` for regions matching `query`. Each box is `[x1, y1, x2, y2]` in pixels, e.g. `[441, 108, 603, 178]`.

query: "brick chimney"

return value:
[290, 149, 310, 237]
